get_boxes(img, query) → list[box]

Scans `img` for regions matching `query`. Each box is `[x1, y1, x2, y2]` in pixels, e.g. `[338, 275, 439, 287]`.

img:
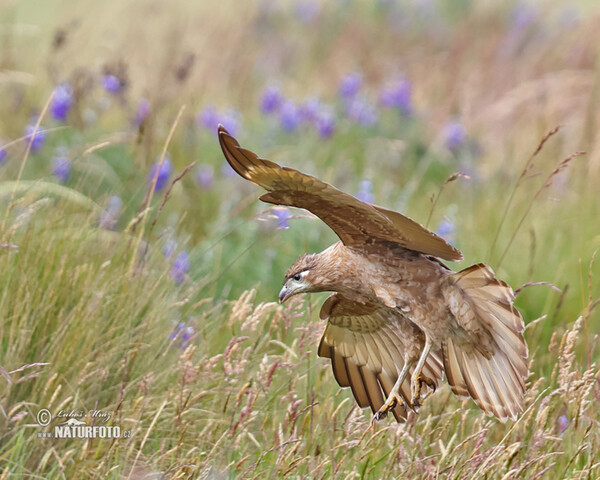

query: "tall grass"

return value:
[0, 0, 598, 478]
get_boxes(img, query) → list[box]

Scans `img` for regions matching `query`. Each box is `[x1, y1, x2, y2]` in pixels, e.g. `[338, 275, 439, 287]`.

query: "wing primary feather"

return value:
[359, 366, 385, 413]
[217, 127, 248, 179]
[331, 348, 350, 387]
[344, 357, 370, 408]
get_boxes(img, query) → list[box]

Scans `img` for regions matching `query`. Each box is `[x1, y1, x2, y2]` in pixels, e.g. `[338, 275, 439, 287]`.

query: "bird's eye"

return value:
[293, 273, 302, 281]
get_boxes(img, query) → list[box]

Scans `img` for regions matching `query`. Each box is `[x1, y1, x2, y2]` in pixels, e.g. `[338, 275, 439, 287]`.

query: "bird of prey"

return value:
[218, 125, 528, 423]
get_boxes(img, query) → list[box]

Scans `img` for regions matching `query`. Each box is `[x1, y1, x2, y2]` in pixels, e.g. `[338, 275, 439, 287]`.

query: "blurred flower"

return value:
[356, 180, 374, 203]
[219, 109, 241, 136]
[443, 121, 467, 152]
[98, 195, 122, 230]
[171, 321, 185, 340]
[346, 97, 378, 126]
[102, 74, 122, 93]
[557, 415, 568, 433]
[171, 251, 190, 284]
[298, 97, 320, 123]
[24, 122, 46, 153]
[260, 86, 284, 114]
[280, 101, 301, 132]
[339, 72, 363, 100]
[135, 98, 150, 126]
[52, 152, 71, 183]
[199, 105, 219, 130]
[295, 0, 319, 23]
[436, 218, 455, 243]
[50, 84, 73, 122]
[0, 144, 7, 165]
[380, 77, 412, 115]
[272, 207, 291, 229]
[163, 239, 178, 258]
[170, 319, 195, 349]
[198, 106, 241, 136]
[196, 164, 215, 189]
[315, 109, 336, 139]
[148, 156, 173, 191]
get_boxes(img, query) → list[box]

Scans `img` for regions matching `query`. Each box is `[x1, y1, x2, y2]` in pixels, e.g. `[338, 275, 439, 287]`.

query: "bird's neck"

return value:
[311, 243, 368, 299]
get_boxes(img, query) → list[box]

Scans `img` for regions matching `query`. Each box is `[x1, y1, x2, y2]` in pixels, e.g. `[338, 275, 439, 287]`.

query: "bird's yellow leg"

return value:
[410, 336, 436, 407]
[372, 360, 414, 422]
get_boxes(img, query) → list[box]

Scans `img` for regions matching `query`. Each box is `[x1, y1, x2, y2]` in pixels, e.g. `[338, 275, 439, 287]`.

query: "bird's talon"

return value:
[373, 396, 400, 422]
[371, 410, 387, 424]
[410, 373, 436, 407]
[423, 376, 436, 391]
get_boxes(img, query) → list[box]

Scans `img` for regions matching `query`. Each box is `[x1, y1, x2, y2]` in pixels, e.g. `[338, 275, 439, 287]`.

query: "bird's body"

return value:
[218, 125, 529, 423]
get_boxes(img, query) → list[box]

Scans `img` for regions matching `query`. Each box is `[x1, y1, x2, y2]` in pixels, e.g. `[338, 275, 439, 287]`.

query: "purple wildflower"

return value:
[196, 164, 214, 189]
[50, 84, 73, 122]
[315, 109, 335, 138]
[280, 102, 301, 132]
[148, 156, 173, 191]
[52, 153, 71, 183]
[558, 415, 568, 433]
[436, 218, 456, 243]
[102, 74, 122, 93]
[260, 86, 284, 114]
[339, 73, 362, 99]
[346, 97, 378, 126]
[182, 325, 194, 343]
[0, 144, 7, 165]
[272, 207, 291, 229]
[171, 251, 190, 284]
[443, 121, 467, 152]
[98, 196, 122, 230]
[198, 106, 241, 136]
[298, 97, 321, 123]
[135, 98, 150, 126]
[199, 106, 219, 131]
[219, 109, 241, 136]
[170, 322, 185, 340]
[170, 319, 195, 349]
[380, 77, 413, 115]
[356, 180, 374, 203]
[24, 123, 46, 153]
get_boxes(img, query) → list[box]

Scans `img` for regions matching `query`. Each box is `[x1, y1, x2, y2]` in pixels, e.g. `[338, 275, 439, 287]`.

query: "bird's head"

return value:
[278, 254, 320, 303]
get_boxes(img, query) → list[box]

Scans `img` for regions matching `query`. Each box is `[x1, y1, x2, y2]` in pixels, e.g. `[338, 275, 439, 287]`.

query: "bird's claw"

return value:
[371, 397, 398, 424]
[410, 373, 437, 407]
[372, 391, 418, 424]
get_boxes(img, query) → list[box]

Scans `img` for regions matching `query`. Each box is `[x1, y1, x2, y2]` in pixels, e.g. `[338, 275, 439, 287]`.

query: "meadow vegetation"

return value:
[0, 0, 598, 478]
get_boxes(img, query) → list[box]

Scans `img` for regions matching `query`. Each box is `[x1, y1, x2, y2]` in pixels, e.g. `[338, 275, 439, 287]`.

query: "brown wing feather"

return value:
[441, 264, 528, 422]
[317, 293, 444, 423]
[218, 126, 462, 261]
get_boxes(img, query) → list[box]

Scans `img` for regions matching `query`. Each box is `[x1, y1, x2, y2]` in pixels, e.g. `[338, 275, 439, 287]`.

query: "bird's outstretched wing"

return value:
[317, 293, 444, 422]
[218, 126, 462, 261]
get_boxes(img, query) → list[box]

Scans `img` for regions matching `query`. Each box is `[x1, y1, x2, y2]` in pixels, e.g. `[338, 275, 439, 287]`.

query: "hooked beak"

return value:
[278, 286, 292, 303]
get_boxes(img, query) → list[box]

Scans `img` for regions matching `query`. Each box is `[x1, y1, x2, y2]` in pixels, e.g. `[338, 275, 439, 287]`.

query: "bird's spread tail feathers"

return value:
[442, 263, 529, 422]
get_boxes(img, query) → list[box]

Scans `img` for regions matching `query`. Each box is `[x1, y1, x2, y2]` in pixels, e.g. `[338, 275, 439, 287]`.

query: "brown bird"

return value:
[218, 125, 529, 423]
